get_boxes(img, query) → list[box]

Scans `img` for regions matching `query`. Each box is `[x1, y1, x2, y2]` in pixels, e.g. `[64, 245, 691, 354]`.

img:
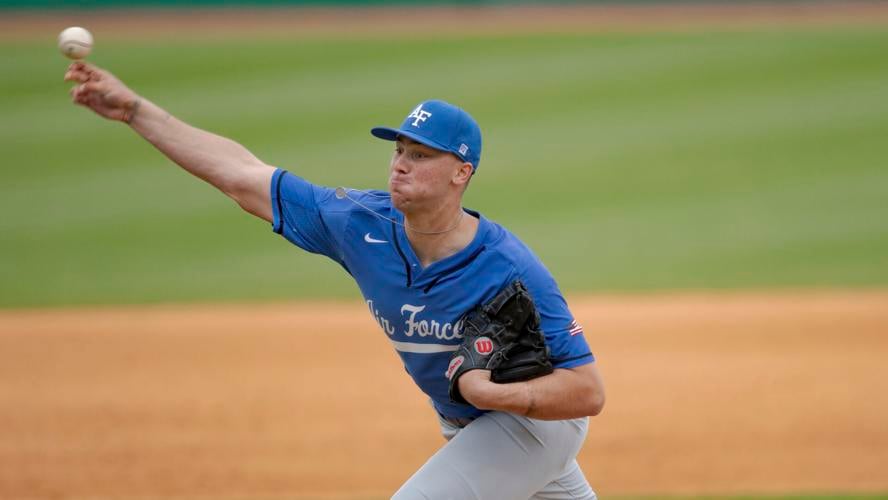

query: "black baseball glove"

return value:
[446, 280, 554, 405]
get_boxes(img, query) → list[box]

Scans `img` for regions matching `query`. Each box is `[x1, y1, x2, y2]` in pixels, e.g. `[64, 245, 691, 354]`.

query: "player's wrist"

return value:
[122, 96, 142, 125]
[521, 383, 537, 417]
[456, 369, 494, 408]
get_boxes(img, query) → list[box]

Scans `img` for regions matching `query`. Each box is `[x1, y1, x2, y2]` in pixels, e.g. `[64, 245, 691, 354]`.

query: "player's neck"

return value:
[404, 206, 479, 268]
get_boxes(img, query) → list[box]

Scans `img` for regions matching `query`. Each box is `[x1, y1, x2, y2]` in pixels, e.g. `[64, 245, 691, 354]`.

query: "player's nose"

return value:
[391, 154, 410, 174]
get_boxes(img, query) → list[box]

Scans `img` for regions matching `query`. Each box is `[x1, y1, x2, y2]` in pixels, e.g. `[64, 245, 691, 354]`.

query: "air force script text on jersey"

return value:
[270, 169, 594, 419]
[368, 300, 464, 341]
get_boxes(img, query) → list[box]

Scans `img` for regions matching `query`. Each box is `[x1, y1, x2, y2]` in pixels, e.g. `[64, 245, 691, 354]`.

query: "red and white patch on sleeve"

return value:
[568, 318, 584, 336]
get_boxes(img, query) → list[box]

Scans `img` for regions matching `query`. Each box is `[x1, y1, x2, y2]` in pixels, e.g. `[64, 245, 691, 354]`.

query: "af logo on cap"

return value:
[407, 104, 433, 127]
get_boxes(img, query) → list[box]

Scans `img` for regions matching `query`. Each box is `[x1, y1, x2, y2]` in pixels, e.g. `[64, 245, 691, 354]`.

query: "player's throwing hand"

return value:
[64, 61, 141, 123]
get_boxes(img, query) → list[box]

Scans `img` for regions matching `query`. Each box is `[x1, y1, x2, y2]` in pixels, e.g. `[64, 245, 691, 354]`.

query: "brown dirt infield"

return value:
[3, 2, 888, 41]
[1, 291, 886, 499]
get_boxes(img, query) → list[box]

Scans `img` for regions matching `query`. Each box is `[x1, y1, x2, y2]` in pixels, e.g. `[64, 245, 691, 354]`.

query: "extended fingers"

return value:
[82, 80, 103, 92]
[64, 68, 89, 83]
[70, 85, 89, 105]
[64, 61, 104, 83]
[70, 80, 105, 101]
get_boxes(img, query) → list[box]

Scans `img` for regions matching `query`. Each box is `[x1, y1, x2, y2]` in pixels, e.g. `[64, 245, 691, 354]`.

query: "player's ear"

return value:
[453, 161, 473, 187]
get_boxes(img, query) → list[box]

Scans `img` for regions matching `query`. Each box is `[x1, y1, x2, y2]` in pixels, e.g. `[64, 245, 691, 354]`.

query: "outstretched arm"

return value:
[64, 61, 275, 222]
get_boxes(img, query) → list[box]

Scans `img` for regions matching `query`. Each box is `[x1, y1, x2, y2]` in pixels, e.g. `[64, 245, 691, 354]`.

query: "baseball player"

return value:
[64, 61, 606, 500]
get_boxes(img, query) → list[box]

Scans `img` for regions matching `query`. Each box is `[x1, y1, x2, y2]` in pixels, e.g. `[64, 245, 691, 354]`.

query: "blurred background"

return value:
[2, 0, 887, 306]
[0, 1, 886, 499]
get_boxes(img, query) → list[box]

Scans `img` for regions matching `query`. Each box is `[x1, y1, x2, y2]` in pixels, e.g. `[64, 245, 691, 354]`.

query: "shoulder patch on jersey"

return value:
[568, 318, 584, 336]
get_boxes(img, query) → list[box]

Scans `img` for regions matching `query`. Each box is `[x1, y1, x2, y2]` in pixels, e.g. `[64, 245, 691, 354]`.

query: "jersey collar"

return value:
[390, 207, 488, 289]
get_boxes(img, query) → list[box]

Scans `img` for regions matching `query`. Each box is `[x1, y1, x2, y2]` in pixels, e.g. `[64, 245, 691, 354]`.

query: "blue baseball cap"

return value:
[371, 99, 482, 171]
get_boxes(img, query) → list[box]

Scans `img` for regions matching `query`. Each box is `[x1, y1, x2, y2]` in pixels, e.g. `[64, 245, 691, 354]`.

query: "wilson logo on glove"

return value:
[474, 337, 494, 355]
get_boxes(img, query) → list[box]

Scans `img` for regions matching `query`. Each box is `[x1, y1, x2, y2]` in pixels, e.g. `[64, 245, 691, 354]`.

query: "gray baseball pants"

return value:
[392, 410, 596, 500]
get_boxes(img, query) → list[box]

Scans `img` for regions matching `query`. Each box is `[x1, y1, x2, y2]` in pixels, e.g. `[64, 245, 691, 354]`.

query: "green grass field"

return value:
[2, 27, 888, 307]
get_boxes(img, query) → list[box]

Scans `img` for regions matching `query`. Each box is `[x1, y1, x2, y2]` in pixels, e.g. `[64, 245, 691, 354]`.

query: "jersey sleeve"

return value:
[269, 168, 350, 265]
[518, 260, 595, 370]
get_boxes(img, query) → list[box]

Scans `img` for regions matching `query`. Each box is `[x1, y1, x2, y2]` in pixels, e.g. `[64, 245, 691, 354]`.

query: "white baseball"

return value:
[58, 27, 93, 60]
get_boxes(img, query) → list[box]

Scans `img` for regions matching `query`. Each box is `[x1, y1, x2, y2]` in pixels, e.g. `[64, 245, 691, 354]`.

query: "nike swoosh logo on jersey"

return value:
[364, 233, 388, 244]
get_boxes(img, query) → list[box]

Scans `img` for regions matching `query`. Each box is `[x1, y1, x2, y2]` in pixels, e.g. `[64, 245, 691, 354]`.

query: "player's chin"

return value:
[390, 192, 411, 211]
[389, 182, 410, 207]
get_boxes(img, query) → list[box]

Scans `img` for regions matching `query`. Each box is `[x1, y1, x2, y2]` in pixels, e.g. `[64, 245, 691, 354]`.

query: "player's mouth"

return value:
[389, 176, 409, 188]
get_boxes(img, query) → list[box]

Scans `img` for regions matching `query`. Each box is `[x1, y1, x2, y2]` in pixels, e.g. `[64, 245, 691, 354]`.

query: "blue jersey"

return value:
[270, 169, 594, 419]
